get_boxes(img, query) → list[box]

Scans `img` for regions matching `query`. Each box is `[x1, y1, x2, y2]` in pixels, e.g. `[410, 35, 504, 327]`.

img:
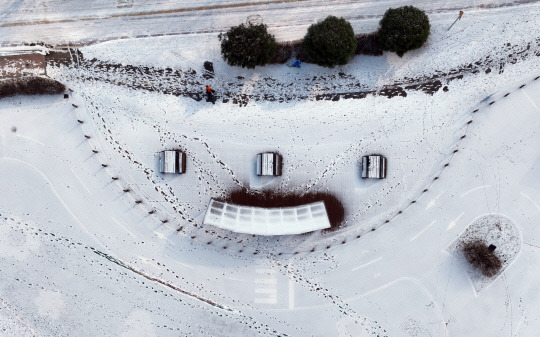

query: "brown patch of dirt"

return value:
[0, 54, 46, 78]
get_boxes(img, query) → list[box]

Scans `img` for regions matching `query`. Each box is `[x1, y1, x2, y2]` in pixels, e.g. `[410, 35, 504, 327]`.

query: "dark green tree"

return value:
[219, 23, 277, 68]
[378, 6, 430, 57]
[301, 16, 356, 68]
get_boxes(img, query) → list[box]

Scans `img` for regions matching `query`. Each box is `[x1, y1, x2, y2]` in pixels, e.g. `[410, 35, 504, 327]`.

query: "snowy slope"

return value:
[1, 0, 540, 336]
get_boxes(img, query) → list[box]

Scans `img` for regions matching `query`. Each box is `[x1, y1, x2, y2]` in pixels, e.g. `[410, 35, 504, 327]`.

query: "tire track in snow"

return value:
[0, 215, 296, 337]
[273, 257, 389, 337]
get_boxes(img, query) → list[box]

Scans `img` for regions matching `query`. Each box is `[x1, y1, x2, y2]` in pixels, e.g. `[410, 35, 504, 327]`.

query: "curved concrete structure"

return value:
[203, 199, 331, 235]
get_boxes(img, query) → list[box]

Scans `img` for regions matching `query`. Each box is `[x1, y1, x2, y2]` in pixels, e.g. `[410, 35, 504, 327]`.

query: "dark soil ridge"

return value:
[0, 76, 65, 99]
[46, 38, 540, 105]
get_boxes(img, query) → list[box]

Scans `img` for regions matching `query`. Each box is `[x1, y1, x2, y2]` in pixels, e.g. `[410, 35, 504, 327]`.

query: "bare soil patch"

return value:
[0, 53, 45, 78]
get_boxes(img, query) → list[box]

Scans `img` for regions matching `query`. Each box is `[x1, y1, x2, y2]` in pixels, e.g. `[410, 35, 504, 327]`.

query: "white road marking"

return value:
[352, 257, 383, 271]
[513, 316, 524, 336]
[447, 212, 465, 231]
[4, 157, 105, 249]
[16, 134, 46, 147]
[71, 168, 92, 194]
[521, 192, 540, 211]
[254, 288, 277, 304]
[255, 278, 277, 285]
[410, 220, 437, 242]
[460, 185, 490, 198]
[426, 191, 443, 210]
[288, 276, 294, 309]
[152, 230, 175, 244]
[522, 89, 540, 113]
[255, 268, 277, 304]
[111, 216, 137, 238]
[288, 260, 294, 309]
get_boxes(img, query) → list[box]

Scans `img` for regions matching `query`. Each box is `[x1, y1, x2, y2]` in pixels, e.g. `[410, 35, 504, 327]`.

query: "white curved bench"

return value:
[203, 199, 331, 235]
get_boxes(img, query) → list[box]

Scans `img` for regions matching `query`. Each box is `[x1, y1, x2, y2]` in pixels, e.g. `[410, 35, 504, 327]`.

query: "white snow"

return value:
[1, 0, 540, 336]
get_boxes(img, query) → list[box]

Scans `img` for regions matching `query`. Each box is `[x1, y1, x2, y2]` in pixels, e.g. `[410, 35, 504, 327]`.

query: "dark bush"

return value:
[378, 6, 430, 57]
[0, 82, 18, 98]
[224, 190, 345, 230]
[270, 40, 303, 64]
[0, 77, 65, 99]
[301, 16, 357, 68]
[355, 32, 384, 56]
[219, 23, 277, 68]
[462, 240, 502, 277]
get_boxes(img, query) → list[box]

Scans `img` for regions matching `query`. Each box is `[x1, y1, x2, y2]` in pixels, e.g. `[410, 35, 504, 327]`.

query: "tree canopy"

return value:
[378, 6, 430, 57]
[301, 16, 357, 68]
[219, 23, 277, 68]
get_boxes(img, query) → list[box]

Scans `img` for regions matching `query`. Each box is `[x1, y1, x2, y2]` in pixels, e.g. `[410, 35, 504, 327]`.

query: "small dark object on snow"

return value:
[203, 61, 214, 73]
[72, 103, 78, 108]
[64, 93, 69, 99]
[488, 244, 496, 251]
[205, 85, 217, 104]
[203, 61, 214, 79]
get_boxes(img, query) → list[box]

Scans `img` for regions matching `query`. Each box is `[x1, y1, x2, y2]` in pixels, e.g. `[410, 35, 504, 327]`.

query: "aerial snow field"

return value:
[1, 0, 540, 336]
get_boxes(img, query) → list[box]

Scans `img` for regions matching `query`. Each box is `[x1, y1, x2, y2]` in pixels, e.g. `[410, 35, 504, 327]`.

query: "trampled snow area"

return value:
[1, 0, 540, 336]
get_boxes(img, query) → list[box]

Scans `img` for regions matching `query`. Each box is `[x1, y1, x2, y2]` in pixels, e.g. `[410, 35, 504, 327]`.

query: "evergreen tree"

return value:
[301, 16, 357, 68]
[219, 23, 277, 69]
[378, 6, 430, 57]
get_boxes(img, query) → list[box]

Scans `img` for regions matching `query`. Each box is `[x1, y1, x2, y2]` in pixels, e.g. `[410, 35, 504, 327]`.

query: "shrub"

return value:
[355, 32, 384, 56]
[462, 240, 502, 277]
[270, 40, 303, 64]
[0, 77, 65, 99]
[301, 16, 357, 68]
[0, 82, 17, 98]
[219, 23, 277, 68]
[378, 6, 430, 57]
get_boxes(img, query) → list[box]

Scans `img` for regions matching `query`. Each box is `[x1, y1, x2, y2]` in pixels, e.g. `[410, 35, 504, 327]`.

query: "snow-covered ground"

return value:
[1, 0, 540, 336]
